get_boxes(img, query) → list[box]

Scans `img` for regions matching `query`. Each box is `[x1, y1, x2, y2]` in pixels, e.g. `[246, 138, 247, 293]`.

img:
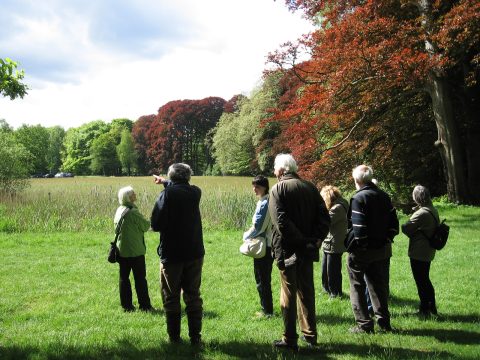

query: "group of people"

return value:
[112, 154, 442, 351]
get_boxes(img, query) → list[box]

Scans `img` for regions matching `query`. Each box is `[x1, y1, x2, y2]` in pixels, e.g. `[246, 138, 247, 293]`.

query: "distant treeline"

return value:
[0, 69, 444, 204]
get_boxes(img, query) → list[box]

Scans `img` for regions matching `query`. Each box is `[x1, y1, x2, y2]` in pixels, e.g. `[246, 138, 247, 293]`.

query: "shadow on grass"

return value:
[316, 313, 352, 326]
[403, 311, 480, 324]
[0, 339, 458, 360]
[402, 327, 480, 345]
[390, 294, 418, 308]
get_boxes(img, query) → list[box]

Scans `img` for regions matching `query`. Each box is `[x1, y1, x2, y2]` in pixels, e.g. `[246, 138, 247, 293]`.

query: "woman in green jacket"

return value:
[401, 185, 439, 317]
[114, 186, 153, 312]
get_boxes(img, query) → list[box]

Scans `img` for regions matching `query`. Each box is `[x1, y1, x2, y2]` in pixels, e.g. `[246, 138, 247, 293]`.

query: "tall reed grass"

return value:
[0, 176, 262, 233]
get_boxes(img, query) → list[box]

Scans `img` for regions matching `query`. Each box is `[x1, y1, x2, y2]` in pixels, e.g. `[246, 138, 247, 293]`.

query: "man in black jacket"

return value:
[346, 165, 399, 333]
[269, 154, 330, 351]
[151, 163, 204, 345]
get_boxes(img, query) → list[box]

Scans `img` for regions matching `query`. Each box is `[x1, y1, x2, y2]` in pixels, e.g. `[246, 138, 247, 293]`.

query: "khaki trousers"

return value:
[279, 260, 317, 344]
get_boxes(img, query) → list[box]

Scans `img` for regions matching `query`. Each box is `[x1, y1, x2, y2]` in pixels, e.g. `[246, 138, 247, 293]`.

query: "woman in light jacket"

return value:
[243, 175, 274, 317]
[114, 186, 153, 312]
[402, 185, 439, 317]
[320, 185, 348, 298]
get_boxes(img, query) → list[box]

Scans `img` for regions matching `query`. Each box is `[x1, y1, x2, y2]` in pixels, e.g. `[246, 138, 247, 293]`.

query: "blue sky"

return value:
[0, 0, 312, 129]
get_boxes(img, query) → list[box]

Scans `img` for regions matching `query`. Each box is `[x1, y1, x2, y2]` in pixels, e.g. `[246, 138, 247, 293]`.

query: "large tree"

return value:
[212, 79, 282, 175]
[90, 132, 120, 176]
[270, 0, 480, 204]
[61, 120, 110, 175]
[132, 114, 156, 175]
[46, 126, 65, 175]
[147, 97, 226, 174]
[117, 129, 138, 176]
[14, 124, 49, 175]
[0, 132, 31, 194]
[0, 58, 28, 100]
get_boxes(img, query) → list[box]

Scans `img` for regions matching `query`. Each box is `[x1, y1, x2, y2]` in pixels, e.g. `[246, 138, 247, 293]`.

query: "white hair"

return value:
[274, 154, 298, 173]
[412, 185, 432, 206]
[168, 163, 193, 182]
[352, 165, 374, 184]
[118, 186, 134, 205]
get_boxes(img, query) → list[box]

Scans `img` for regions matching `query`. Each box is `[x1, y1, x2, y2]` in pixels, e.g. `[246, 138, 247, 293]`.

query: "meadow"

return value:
[0, 177, 479, 359]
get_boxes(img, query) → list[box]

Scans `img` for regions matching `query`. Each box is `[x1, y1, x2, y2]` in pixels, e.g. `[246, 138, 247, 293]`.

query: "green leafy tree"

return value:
[117, 129, 138, 176]
[0, 119, 13, 133]
[14, 124, 49, 175]
[46, 126, 65, 175]
[0, 132, 31, 194]
[61, 120, 110, 175]
[90, 132, 120, 176]
[212, 79, 280, 175]
[0, 58, 28, 100]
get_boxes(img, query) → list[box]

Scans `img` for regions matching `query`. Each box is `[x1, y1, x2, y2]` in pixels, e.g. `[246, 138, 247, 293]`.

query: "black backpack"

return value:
[422, 208, 450, 250]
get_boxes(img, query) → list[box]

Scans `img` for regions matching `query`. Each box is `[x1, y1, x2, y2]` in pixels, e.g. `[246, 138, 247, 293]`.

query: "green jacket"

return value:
[114, 204, 150, 257]
[402, 205, 439, 262]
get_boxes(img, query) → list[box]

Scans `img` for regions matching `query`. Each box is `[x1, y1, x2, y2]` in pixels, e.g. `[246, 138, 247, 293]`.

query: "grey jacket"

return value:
[402, 205, 439, 262]
[322, 198, 348, 254]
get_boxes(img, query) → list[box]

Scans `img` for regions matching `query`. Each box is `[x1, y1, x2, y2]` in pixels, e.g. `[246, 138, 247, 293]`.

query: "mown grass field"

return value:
[0, 177, 479, 359]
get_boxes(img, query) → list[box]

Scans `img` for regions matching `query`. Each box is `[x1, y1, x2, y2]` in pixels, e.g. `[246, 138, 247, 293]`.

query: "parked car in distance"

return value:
[44, 173, 54, 178]
[54, 172, 74, 178]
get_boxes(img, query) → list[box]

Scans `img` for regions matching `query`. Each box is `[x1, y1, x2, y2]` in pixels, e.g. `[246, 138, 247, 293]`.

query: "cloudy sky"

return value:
[0, 0, 312, 129]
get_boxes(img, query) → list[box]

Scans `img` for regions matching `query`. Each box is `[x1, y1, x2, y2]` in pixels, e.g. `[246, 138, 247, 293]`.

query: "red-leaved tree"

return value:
[146, 97, 226, 174]
[132, 114, 156, 175]
[268, 0, 479, 204]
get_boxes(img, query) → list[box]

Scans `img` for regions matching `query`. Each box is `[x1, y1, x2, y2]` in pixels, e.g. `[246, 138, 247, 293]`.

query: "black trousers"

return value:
[118, 255, 151, 310]
[253, 247, 274, 315]
[347, 254, 391, 330]
[322, 252, 343, 296]
[410, 258, 436, 313]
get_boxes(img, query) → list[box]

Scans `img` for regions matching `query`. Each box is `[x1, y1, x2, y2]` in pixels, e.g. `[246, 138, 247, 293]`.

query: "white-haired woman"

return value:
[114, 186, 153, 312]
[401, 185, 439, 317]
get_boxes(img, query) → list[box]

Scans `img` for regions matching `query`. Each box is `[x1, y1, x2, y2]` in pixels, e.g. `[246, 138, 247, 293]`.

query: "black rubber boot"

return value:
[187, 310, 202, 345]
[165, 312, 181, 343]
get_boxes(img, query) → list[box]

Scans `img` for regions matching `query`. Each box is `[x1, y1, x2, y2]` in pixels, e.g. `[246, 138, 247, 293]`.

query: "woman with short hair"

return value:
[320, 185, 348, 298]
[243, 175, 274, 317]
[114, 186, 153, 312]
[402, 185, 439, 317]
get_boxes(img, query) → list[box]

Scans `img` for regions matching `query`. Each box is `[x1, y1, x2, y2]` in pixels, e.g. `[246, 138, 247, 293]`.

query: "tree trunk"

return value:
[420, 0, 476, 204]
[426, 75, 470, 203]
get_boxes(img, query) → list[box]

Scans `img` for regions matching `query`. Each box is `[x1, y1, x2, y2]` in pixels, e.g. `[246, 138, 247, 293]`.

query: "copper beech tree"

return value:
[133, 97, 226, 175]
[269, 0, 480, 204]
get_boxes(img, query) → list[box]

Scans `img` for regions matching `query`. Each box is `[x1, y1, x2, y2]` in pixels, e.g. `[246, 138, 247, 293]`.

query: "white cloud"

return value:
[0, 0, 313, 129]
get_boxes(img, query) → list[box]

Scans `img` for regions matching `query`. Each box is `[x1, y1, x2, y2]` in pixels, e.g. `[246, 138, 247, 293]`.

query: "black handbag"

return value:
[108, 207, 131, 263]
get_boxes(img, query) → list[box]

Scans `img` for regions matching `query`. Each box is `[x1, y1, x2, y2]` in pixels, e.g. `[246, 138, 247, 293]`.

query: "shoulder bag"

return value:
[421, 207, 449, 250]
[108, 207, 131, 263]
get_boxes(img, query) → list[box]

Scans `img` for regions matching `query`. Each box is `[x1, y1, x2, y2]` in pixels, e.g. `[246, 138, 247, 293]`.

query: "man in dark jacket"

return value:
[151, 163, 204, 345]
[346, 165, 399, 333]
[269, 154, 330, 351]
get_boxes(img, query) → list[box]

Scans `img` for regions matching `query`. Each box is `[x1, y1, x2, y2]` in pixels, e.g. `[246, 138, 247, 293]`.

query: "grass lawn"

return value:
[1, 204, 479, 359]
